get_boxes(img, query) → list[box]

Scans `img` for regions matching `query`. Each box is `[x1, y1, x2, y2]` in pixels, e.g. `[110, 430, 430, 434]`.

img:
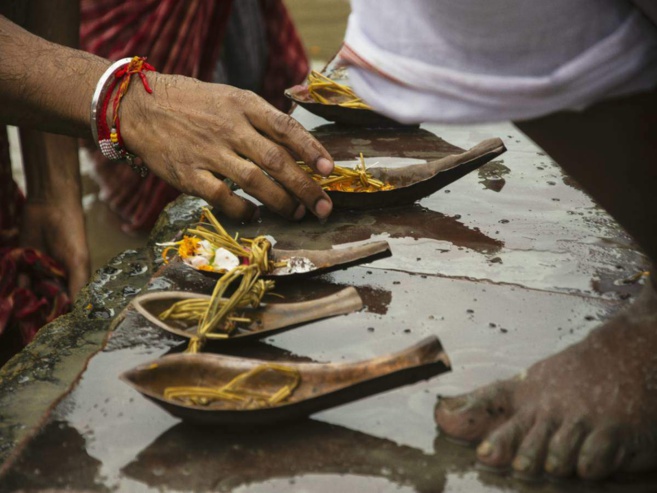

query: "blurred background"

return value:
[286, 0, 349, 62]
[10, 0, 351, 274]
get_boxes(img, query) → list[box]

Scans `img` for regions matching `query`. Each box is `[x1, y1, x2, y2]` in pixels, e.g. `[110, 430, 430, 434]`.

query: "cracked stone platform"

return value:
[0, 109, 654, 493]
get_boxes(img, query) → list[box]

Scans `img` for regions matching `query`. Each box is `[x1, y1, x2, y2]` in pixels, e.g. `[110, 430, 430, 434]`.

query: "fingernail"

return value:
[512, 455, 531, 472]
[293, 204, 306, 221]
[477, 441, 493, 458]
[314, 198, 332, 218]
[316, 157, 333, 176]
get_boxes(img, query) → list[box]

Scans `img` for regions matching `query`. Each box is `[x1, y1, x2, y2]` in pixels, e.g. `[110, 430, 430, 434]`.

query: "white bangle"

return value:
[89, 57, 153, 177]
[89, 58, 133, 147]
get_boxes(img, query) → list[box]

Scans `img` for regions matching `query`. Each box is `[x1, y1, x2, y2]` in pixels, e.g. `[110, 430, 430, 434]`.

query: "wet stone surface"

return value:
[0, 111, 654, 492]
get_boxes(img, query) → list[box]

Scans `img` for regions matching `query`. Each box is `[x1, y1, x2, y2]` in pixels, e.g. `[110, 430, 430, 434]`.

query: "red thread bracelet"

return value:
[92, 56, 155, 176]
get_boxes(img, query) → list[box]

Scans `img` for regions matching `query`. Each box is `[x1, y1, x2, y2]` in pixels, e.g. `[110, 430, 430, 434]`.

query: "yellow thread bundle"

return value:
[163, 363, 301, 408]
[307, 70, 372, 110]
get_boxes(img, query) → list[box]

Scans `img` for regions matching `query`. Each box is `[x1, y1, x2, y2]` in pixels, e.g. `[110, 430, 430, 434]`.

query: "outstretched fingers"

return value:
[246, 102, 334, 219]
[251, 103, 334, 175]
[239, 134, 332, 220]
[121, 81, 334, 222]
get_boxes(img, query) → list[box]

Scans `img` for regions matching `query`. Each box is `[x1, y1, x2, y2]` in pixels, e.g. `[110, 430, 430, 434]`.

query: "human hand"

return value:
[121, 74, 334, 222]
[18, 130, 90, 299]
[19, 197, 90, 299]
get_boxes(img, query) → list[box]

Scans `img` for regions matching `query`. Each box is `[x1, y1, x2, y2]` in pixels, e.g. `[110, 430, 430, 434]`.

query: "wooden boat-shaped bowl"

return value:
[285, 84, 411, 128]
[132, 287, 363, 343]
[267, 240, 390, 277]
[328, 138, 506, 210]
[120, 335, 451, 425]
[192, 240, 391, 279]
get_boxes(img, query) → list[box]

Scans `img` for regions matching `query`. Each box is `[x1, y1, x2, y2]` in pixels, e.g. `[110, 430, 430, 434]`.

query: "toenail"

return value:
[544, 455, 558, 474]
[477, 441, 493, 458]
[440, 397, 468, 413]
[517, 370, 528, 381]
[614, 447, 626, 469]
[512, 455, 532, 472]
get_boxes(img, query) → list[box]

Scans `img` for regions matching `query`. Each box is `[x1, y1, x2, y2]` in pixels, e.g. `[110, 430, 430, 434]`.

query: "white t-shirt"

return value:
[342, 0, 657, 123]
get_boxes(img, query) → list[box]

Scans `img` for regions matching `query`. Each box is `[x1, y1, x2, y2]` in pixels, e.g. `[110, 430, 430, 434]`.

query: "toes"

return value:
[548, 424, 657, 480]
[577, 427, 621, 480]
[511, 417, 557, 478]
[620, 426, 657, 474]
[544, 419, 588, 478]
[435, 382, 514, 443]
[477, 412, 533, 469]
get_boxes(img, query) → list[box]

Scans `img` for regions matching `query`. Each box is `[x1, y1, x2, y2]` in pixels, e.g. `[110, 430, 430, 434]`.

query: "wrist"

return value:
[90, 57, 156, 176]
[118, 70, 162, 159]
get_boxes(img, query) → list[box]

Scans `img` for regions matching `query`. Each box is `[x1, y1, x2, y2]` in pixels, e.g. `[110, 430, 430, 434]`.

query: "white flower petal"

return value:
[212, 247, 240, 271]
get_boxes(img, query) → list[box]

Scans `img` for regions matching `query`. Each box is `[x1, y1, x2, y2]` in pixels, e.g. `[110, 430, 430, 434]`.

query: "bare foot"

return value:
[435, 279, 657, 480]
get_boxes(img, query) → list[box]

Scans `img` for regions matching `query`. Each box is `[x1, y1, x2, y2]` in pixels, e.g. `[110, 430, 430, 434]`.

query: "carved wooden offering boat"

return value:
[158, 209, 393, 351]
[285, 83, 408, 128]
[169, 236, 391, 279]
[187, 240, 392, 279]
[121, 335, 451, 425]
[316, 138, 506, 210]
[161, 207, 391, 278]
[285, 69, 411, 128]
[133, 287, 363, 343]
[265, 241, 391, 277]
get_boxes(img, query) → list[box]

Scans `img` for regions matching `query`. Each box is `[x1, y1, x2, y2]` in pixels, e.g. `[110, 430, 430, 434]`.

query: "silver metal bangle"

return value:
[89, 58, 133, 146]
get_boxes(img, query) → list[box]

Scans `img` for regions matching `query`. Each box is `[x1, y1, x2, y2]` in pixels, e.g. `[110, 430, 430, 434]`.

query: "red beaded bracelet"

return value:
[90, 57, 155, 177]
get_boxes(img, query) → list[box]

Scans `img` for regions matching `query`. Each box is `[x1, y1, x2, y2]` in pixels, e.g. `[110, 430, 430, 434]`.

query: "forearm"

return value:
[20, 130, 81, 203]
[19, 0, 82, 202]
[1, 8, 335, 223]
[13, 0, 90, 297]
[0, 15, 109, 137]
[18, 128, 89, 298]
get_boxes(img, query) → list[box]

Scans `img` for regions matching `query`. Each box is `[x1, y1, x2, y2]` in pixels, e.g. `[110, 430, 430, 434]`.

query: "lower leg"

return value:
[516, 88, 657, 261]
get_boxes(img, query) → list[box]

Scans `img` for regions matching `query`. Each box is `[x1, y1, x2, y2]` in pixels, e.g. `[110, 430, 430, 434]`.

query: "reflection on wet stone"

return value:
[312, 125, 463, 162]
[122, 421, 451, 493]
[261, 276, 393, 315]
[1, 421, 105, 492]
[235, 205, 503, 260]
[104, 308, 182, 353]
[478, 161, 510, 193]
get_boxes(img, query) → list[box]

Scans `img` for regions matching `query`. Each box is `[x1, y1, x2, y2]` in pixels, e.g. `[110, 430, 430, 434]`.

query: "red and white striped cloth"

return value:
[0, 128, 71, 365]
